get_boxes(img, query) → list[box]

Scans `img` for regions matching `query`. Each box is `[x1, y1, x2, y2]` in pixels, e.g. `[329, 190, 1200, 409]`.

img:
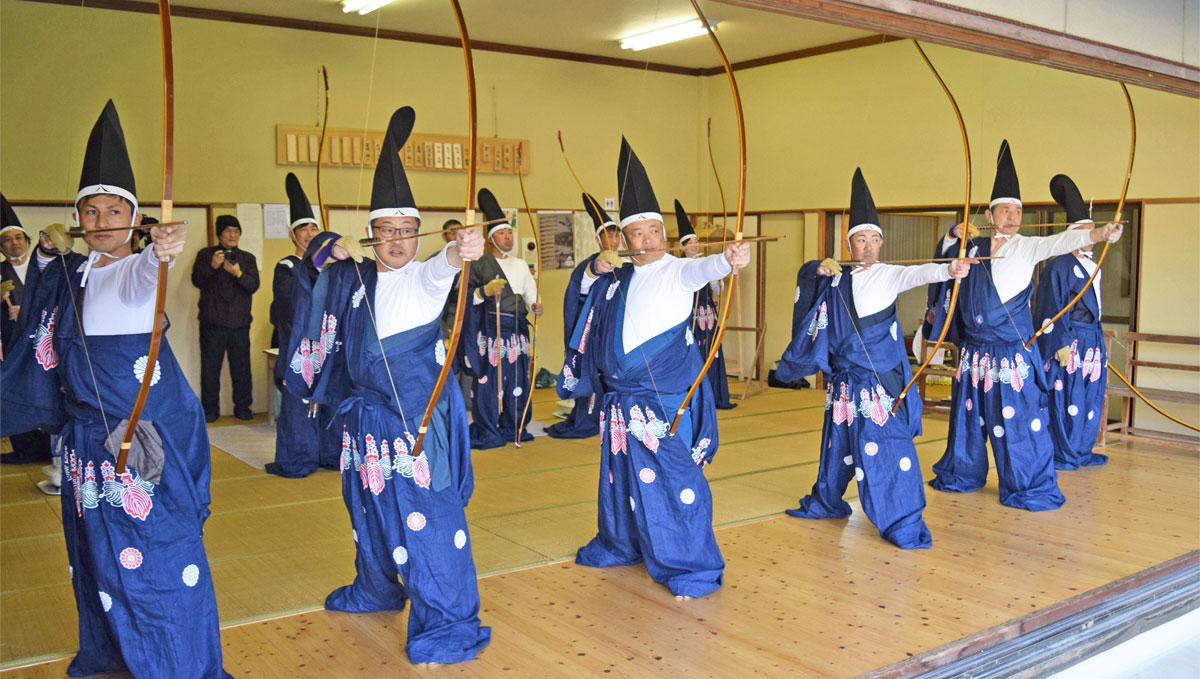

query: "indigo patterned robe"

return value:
[777, 261, 931, 549]
[1033, 254, 1108, 469]
[926, 237, 1065, 511]
[557, 263, 724, 598]
[546, 253, 602, 439]
[11, 257, 230, 678]
[285, 257, 490, 664]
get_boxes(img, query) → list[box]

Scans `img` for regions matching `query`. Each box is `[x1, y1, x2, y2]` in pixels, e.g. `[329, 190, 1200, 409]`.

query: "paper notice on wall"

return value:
[235, 203, 264, 262]
[263, 203, 291, 239]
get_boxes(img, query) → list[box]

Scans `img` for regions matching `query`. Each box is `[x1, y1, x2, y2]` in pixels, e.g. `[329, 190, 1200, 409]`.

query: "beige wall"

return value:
[3, 1, 1197, 419]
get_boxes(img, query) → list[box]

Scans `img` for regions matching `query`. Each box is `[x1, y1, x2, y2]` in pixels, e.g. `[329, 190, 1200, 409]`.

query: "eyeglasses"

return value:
[374, 226, 418, 239]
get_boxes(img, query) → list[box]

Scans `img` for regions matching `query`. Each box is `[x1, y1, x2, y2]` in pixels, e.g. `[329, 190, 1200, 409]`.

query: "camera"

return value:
[223, 249, 238, 263]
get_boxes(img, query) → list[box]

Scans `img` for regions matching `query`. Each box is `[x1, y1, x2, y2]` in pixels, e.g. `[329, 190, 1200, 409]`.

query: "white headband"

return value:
[487, 222, 513, 238]
[988, 197, 1022, 209]
[620, 212, 662, 228]
[76, 184, 139, 216]
[846, 223, 883, 239]
[290, 217, 318, 231]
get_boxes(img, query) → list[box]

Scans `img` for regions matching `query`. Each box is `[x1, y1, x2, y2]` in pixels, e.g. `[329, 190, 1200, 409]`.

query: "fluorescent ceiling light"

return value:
[619, 19, 718, 51]
[342, 0, 396, 15]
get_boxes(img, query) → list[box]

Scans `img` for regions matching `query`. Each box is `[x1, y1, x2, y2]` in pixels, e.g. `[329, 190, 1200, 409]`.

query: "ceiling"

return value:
[157, 0, 878, 70]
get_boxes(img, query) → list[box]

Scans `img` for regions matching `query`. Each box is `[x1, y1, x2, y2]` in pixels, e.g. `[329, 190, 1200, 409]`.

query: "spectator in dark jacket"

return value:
[192, 214, 259, 421]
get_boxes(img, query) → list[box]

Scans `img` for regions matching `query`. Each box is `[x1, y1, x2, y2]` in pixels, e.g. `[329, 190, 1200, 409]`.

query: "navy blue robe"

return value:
[466, 282, 533, 449]
[1, 251, 85, 437]
[269, 254, 340, 477]
[285, 257, 490, 664]
[8, 256, 230, 677]
[1033, 254, 1108, 469]
[546, 253, 602, 439]
[777, 262, 931, 549]
[692, 281, 736, 409]
[926, 237, 1065, 511]
[557, 264, 724, 598]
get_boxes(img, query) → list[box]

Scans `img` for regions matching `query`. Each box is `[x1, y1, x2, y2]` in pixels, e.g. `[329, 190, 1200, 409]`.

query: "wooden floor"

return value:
[2, 384, 1197, 677]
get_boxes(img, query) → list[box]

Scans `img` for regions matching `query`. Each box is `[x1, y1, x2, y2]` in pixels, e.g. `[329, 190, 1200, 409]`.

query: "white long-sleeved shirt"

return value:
[472, 252, 538, 310]
[375, 244, 461, 339]
[846, 262, 952, 317]
[581, 253, 732, 351]
[942, 229, 1092, 303]
[82, 246, 176, 335]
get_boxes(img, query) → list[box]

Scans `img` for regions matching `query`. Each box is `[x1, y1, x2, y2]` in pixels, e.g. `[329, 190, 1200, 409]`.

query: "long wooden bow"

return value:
[413, 0, 475, 457]
[316, 65, 331, 231]
[117, 0, 174, 474]
[890, 40, 971, 415]
[669, 0, 745, 435]
[1024, 84, 1135, 349]
[514, 144, 541, 446]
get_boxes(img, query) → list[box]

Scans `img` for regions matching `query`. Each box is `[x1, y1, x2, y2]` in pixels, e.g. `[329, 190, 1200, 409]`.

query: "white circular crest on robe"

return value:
[352, 529, 358, 543]
[406, 512, 427, 531]
[793, 286, 800, 303]
[1055, 380, 1064, 391]
[1041, 319, 1055, 335]
[1002, 406, 1015, 419]
[513, 386, 523, 397]
[99, 591, 113, 612]
[132, 356, 161, 386]
[1087, 410, 1094, 421]
[638, 468, 656, 483]
[899, 456, 912, 472]
[889, 322, 898, 341]
[1068, 405, 1079, 416]
[864, 442, 878, 456]
[434, 339, 446, 366]
[629, 496, 636, 511]
[393, 545, 409, 565]
[454, 529, 467, 550]
[606, 280, 620, 300]
[679, 488, 696, 505]
[979, 416, 985, 428]
[119, 547, 143, 570]
[69, 565, 73, 576]
[1031, 418, 1042, 432]
[966, 398, 973, 411]
[842, 455, 853, 466]
[352, 285, 366, 308]
[854, 467, 864, 482]
[182, 564, 200, 587]
[993, 425, 1005, 438]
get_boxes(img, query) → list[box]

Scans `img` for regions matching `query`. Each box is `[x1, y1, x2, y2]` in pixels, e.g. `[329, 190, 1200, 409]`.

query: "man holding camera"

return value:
[192, 215, 259, 421]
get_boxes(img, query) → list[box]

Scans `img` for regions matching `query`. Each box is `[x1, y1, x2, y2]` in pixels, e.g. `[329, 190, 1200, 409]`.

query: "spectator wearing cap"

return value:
[192, 214, 259, 421]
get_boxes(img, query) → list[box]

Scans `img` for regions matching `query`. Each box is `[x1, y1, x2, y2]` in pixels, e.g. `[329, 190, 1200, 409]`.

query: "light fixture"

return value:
[619, 19, 718, 51]
[341, 0, 396, 15]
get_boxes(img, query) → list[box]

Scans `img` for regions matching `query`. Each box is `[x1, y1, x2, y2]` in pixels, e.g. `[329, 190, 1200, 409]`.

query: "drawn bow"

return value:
[669, 0, 746, 435]
[413, 0, 475, 456]
[117, 0, 174, 473]
[890, 40, 971, 415]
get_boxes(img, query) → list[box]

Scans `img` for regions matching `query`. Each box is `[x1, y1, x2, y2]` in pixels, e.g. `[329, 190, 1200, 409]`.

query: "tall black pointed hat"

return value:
[477, 187, 512, 237]
[847, 167, 882, 239]
[582, 192, 617, 237]
[369, 106, 419, 227]
[77, 99, 137, 213]
[1, 193, 27, 238]
[285, 173, 318, 232]
[990, 140, 1021, 208]
[1049, 174, 1091, 226]
[617, 136, 661, 228]
[674, 199, 698, 243]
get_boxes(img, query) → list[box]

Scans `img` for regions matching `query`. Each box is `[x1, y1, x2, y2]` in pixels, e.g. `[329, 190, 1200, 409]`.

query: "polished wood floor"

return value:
[2, 384, 1197, 678]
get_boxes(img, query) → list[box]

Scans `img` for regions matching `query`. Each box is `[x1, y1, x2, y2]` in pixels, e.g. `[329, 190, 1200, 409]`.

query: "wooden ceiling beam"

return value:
[716, 0, 1200, 98]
